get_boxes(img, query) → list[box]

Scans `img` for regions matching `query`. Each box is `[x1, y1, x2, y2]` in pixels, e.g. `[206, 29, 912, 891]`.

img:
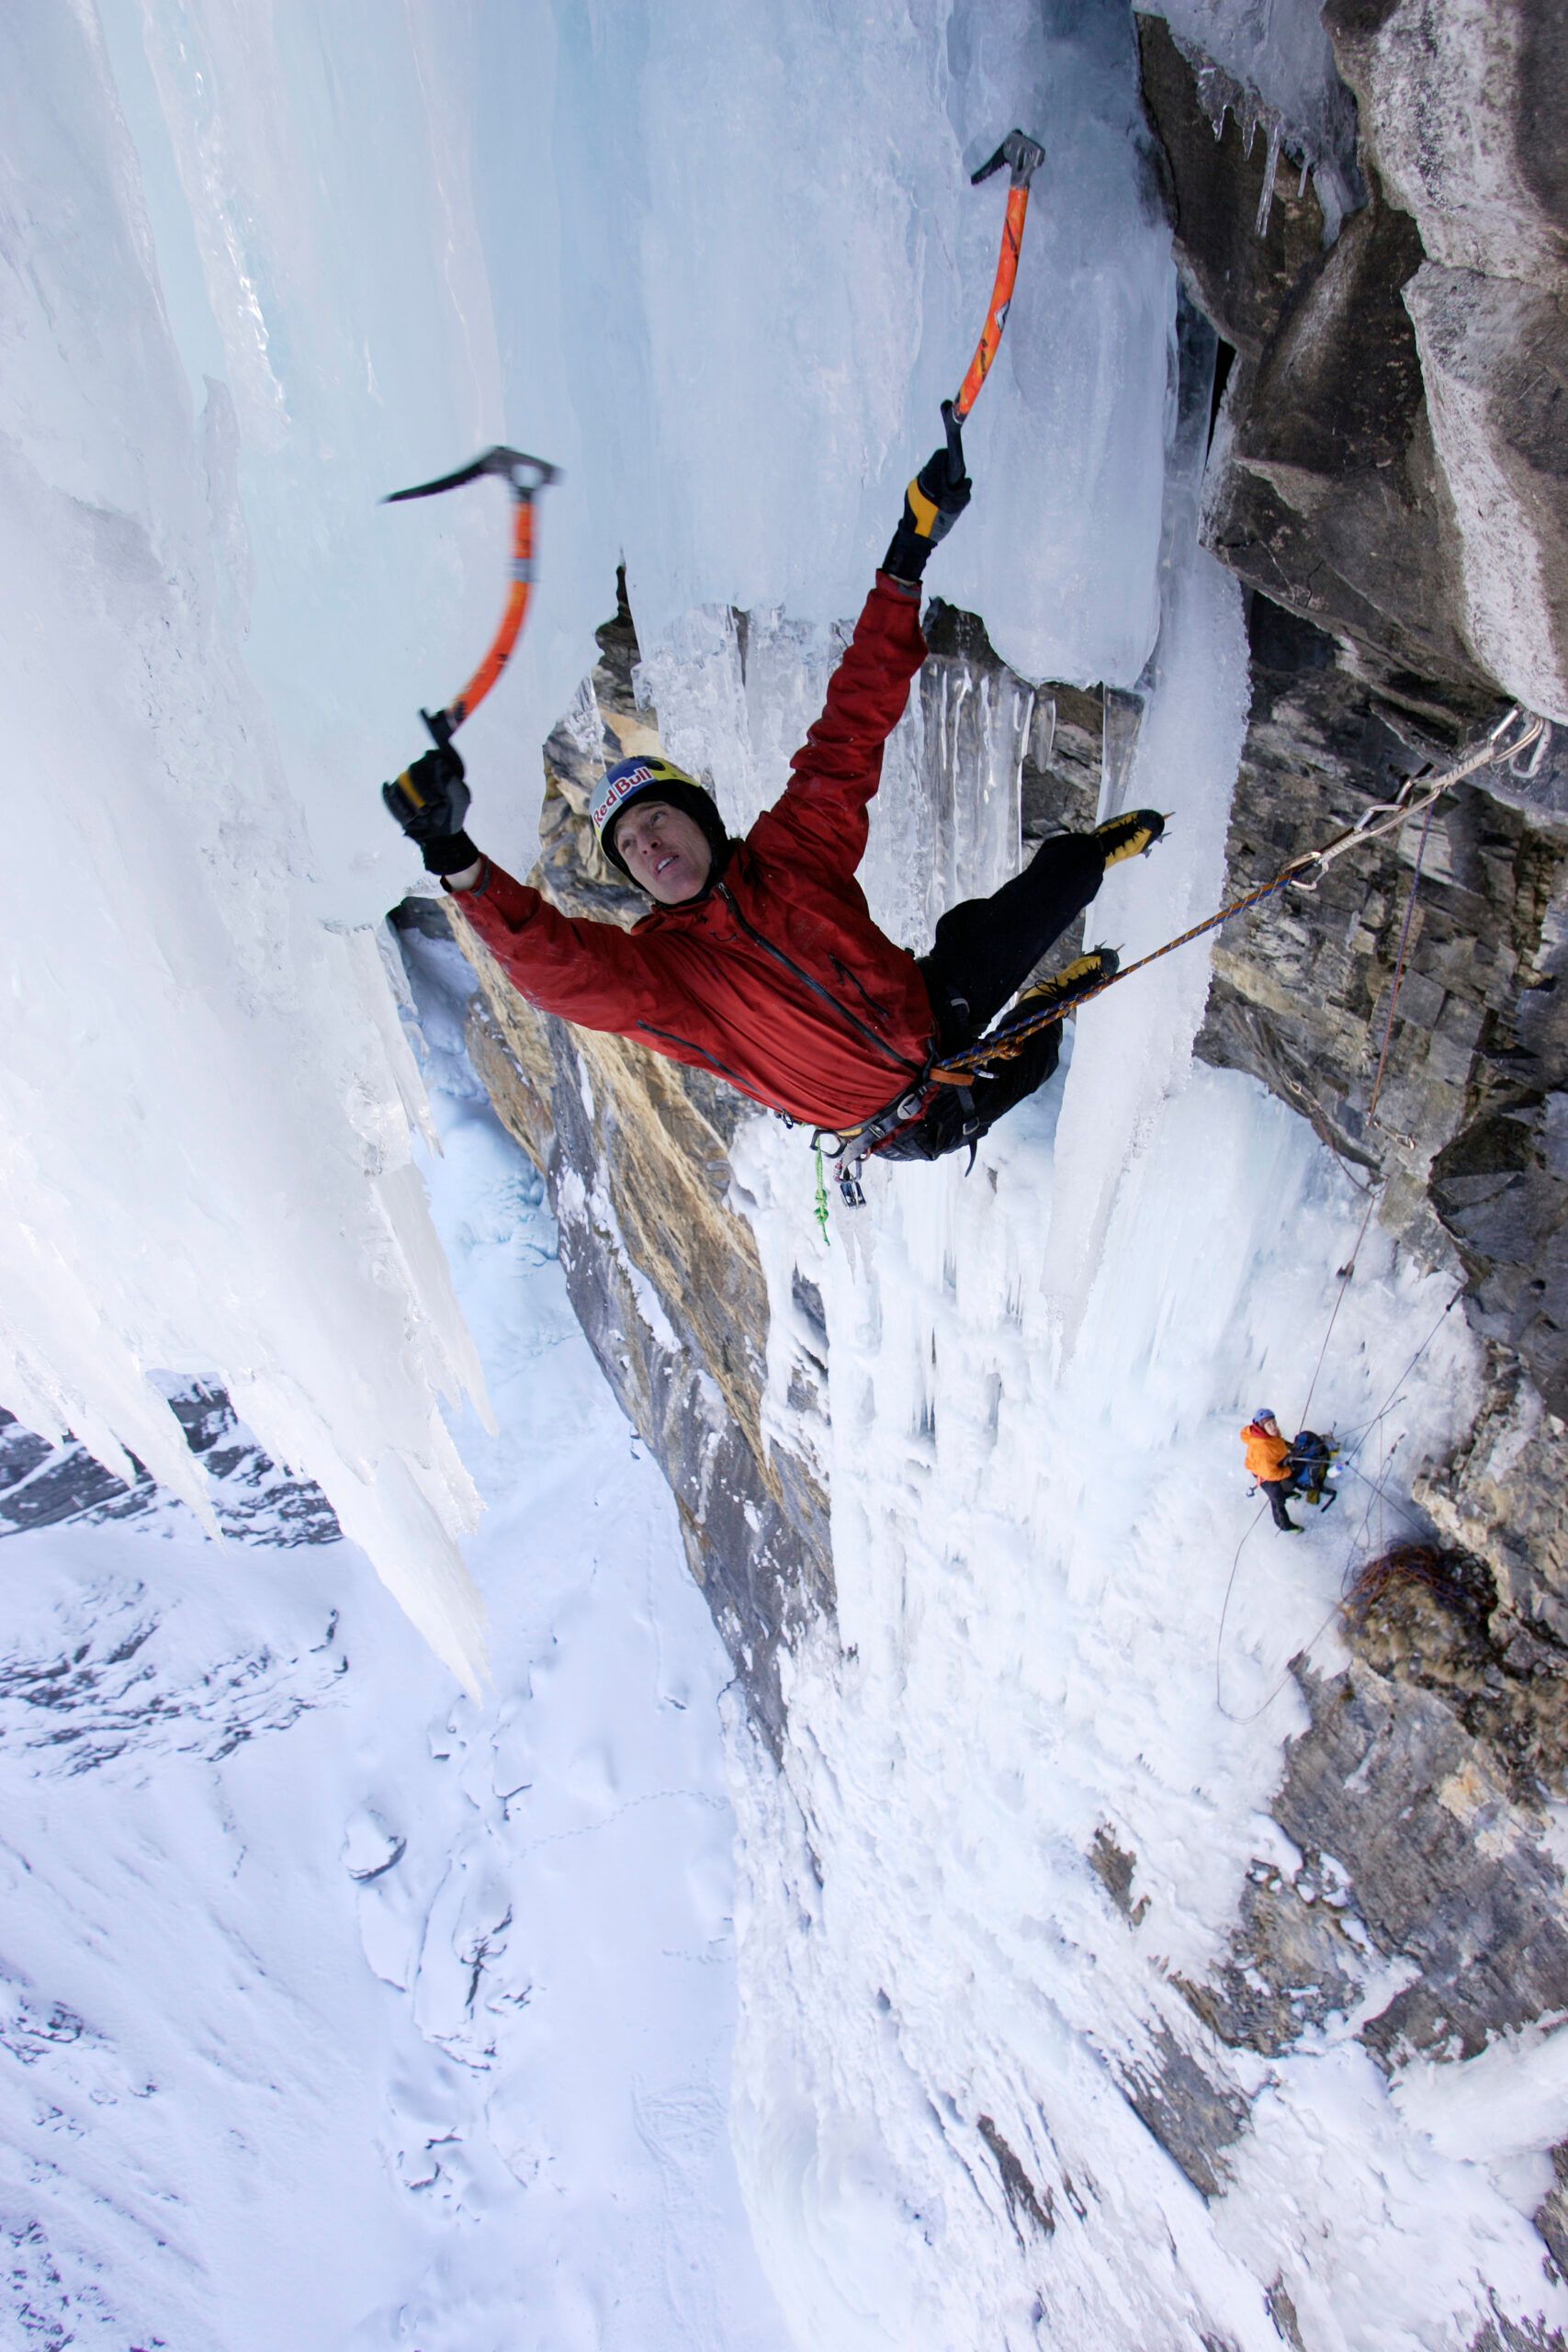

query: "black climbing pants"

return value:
[880, 831, 1106, 1165]
[1263, 1478, 1300, 1532]
[920, 830, 1107, 1043]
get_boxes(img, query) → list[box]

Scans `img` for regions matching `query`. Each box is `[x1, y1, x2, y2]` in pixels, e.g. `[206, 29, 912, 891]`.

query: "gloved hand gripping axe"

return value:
[380, 444, 560, 867]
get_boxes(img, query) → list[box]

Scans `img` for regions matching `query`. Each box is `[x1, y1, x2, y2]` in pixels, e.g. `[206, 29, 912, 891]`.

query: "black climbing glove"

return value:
[882, 406, 972, 584]
[381, 745, 479, 876]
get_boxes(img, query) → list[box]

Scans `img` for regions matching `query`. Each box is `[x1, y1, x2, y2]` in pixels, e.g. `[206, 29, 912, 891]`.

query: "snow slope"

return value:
[0, 940, 788, 2351]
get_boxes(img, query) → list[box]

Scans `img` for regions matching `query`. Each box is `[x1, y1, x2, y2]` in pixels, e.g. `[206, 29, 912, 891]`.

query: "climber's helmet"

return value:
[591, 756, 729, 892]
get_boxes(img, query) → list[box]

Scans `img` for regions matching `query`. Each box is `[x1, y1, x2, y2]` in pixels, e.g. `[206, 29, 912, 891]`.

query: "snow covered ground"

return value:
[0, 944, 789, 2351]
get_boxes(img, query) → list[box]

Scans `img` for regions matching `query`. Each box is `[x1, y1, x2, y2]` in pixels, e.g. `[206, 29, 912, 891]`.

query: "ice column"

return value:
[862, 656, 1031, 955]
[1038, 545, 1250, 1362]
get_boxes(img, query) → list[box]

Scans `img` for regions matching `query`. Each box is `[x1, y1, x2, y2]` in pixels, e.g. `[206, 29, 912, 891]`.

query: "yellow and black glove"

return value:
[883, 405, 972, 584]
[381, 745, 479, 876]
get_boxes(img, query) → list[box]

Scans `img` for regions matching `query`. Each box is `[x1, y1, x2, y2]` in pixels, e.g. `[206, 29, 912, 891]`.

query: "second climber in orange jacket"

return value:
[1240, 1410, 1303, 1532]
[384, 425, 1165, 1183]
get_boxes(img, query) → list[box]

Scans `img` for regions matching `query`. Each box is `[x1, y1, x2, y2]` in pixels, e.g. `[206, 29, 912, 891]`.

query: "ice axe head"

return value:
[383, 442, 563, 751]
[971, 129, 1045, 192]
[383, 445, 562, 504]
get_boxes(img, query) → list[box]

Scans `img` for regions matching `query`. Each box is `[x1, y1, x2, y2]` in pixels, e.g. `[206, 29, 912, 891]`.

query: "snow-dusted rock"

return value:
[1325, 0, 1568, 720]
[1330, 0, 1567, 287]
[1404, 262, 1568, 721]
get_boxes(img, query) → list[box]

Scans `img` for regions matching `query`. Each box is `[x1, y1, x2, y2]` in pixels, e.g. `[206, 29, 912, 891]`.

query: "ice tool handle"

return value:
[951, 129, 1045, 427]
[383, 445, 562, 750]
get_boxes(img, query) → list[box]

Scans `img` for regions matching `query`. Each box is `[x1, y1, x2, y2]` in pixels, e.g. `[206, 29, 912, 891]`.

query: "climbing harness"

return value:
[384, 445, 561, 752]
[810, 1078, 943, 1209]
[927, 704, 1550, 1091]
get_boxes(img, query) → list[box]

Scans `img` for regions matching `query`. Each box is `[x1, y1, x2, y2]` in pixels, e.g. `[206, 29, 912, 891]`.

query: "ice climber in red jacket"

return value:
[384, 434, 1164, 1181]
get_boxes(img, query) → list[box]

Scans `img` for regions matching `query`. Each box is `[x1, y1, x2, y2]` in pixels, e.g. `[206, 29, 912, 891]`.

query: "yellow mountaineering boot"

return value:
[1014, 947, 1120, 1017]
[1094, 808, 1166, 866]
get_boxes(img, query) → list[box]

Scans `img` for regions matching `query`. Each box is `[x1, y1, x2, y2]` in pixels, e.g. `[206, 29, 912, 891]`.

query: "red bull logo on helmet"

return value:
[590, 756, 697, 842]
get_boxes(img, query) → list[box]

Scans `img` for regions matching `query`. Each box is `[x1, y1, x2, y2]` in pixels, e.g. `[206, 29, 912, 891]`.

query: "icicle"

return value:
[1255, 118, 1284, 236]
[1172, 30, 1353, 250]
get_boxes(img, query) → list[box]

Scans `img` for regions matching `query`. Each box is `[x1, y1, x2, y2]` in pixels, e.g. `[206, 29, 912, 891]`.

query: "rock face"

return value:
[1138, 1, 1568, 1701]
[1139, 13, 1486, 694]
[1142, 3, 1568, 725]
[1141, 14, 1568, 2321]
[1326, 0, 1568, 720]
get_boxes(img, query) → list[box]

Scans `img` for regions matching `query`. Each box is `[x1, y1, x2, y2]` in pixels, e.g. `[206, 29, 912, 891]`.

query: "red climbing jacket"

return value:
[451, 573, 939, 1129]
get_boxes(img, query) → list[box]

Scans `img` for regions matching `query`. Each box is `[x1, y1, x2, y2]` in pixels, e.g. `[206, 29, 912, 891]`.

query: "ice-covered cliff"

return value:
[427, 6, 1568, 2347]
[6, 0, 1568, 2346]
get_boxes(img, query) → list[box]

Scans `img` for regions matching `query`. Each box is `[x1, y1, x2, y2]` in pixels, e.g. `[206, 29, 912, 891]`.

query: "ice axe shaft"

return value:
[383, 445, 562, 746]
[952, 129, 1044, 424]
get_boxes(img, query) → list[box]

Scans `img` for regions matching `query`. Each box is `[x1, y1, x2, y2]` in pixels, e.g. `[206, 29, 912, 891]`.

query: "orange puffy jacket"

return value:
[1241, 1422, 1294, 1483]
[451, 575, 937, 1131]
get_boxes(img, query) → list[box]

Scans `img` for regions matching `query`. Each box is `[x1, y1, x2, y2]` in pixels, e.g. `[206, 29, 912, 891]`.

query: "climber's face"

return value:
[614, 800, 715, 904]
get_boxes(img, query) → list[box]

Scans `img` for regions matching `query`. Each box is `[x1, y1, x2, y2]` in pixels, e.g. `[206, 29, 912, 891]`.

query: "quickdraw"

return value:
[811, 1079, 939, 1209]
[384, 444, 561, 751]
[1282, 702, 1544, 894]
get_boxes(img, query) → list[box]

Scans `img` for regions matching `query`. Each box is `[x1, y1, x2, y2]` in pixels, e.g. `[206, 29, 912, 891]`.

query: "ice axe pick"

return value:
[941, 129, 1045, 473]
[383, 444, 562, 750]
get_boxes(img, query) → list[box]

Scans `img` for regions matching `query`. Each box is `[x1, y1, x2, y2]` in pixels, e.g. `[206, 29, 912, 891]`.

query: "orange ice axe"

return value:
[383, 445, 561, 751]
[941, 130, 1045, 468]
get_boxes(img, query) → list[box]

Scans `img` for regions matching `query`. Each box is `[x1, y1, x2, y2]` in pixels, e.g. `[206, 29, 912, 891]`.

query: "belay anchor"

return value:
[384, 444, 562, 751]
